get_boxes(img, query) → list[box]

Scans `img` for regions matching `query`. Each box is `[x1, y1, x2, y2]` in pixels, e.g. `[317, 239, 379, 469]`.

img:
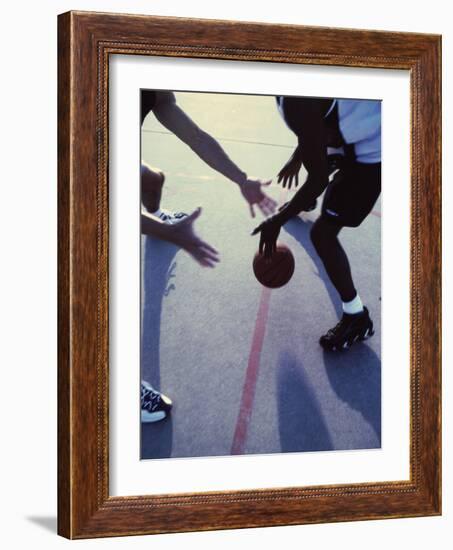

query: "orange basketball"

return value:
[253, 243, 295, 288]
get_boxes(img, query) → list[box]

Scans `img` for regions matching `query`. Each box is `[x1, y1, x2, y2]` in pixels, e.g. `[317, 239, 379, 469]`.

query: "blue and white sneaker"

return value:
[155, 209, 188, 225]
[141, 381, 173, 423]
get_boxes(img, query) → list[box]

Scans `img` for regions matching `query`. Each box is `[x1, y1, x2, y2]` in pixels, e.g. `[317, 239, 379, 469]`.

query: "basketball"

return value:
[253, 243, 295, 288]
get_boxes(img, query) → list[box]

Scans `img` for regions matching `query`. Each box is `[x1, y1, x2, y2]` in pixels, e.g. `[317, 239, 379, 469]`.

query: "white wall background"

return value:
[0, 1, 450, 548]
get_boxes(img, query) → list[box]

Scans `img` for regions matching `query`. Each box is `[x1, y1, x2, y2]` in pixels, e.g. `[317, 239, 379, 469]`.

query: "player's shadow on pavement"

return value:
[141, 236, 178, 459]
[277, 351, 333, 453]
[283, 216, 381, 448]
[323, 347, 381, 446]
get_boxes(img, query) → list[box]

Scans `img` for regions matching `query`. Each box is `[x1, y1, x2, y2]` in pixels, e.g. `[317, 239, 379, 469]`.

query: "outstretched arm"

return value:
[141, 207, 219, 268]
[153, 92, 246, 184]
[152, 92, 276, 217]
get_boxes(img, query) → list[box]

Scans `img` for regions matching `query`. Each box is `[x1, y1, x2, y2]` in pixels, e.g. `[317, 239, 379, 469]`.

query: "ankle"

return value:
[342, 294, 364, 315]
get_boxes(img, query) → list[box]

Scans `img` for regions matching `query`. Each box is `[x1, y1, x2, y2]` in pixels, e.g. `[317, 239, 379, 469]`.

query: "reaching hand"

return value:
[239, 178, 277, 218]
[169, 207, 220, 268]
[277, 148, 303, 189]
[251, 215, 282, 258]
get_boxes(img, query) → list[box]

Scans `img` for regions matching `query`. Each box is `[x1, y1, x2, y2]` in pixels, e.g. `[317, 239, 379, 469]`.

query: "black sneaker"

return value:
[141, 381, 173, 423]
[156, 209, 188, 224]
[320, 307, 374, 351]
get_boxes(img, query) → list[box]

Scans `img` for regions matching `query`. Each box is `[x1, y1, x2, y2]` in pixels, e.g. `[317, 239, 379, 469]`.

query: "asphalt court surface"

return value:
[140, 92, 381, 460]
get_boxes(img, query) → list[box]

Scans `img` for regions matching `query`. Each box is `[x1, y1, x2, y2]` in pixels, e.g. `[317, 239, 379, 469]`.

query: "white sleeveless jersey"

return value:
[277, 97, 381, 164]
[334, 99, 381, 163]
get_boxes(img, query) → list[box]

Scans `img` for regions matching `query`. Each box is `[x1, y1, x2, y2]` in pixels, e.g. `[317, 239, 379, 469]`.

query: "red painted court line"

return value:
[231, 192, 379, 454]
[231, 286, 272, 455]
[231, 188, 287, 455]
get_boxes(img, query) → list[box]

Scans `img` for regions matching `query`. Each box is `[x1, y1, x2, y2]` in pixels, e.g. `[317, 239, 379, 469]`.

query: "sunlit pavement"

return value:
[140, 92, 381, 460]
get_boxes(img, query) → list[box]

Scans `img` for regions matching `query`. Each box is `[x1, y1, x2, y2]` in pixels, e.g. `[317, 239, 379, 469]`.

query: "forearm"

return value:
[153, 97, 247, 186]
[187, 129, 247, 185]
[275, 175, 328, 225]
[277, 96, 330, 218]
[141, 212, 176, 243]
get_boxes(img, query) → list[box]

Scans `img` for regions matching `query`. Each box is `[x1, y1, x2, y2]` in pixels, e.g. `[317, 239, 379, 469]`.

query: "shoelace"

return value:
[326, 315, 353, 337]
[141, 387, 161, 412]
[158, 211, 187, 223]
[327, 310, 365, 338]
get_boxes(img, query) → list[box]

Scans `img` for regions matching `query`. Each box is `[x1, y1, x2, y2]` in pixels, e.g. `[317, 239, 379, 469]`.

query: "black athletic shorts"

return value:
[321, 160, 381, 227]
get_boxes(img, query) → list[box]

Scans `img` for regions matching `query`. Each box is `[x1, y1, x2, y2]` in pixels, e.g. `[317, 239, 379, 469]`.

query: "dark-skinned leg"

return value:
[141, 163, 165, 213]
[310, 216, 374, 350]
[310, 216, 356, 302]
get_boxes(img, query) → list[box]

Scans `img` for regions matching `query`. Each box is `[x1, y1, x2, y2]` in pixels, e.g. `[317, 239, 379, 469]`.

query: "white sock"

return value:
[342, 294, 364, 315]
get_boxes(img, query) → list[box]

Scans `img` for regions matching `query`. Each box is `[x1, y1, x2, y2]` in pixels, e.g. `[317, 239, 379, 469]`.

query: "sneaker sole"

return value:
[141, 410, 167, 423]
[320, 326, 375, 352]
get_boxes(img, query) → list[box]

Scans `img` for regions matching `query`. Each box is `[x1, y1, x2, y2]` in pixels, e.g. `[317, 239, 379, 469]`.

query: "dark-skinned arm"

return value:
[151, 91, 276, 218]
[276, 97, 330, 222]
[252, 97, 330, 257]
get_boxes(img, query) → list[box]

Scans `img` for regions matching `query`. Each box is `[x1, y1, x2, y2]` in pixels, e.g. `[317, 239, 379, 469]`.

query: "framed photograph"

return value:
[58, 11, 441, 538]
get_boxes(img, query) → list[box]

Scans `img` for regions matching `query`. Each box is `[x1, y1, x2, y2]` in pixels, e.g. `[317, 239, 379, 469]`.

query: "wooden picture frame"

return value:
[58, 10, 441, 539]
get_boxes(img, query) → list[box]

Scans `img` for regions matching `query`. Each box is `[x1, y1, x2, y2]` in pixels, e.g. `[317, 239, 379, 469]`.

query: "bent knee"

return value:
[310, 219, 338, 251]
[141, 163, 164, 188]
[310, 221, 324, 249]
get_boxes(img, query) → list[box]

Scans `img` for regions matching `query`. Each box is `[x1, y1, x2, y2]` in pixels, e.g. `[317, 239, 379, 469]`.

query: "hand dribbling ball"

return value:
[253, 243, 295, 288]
